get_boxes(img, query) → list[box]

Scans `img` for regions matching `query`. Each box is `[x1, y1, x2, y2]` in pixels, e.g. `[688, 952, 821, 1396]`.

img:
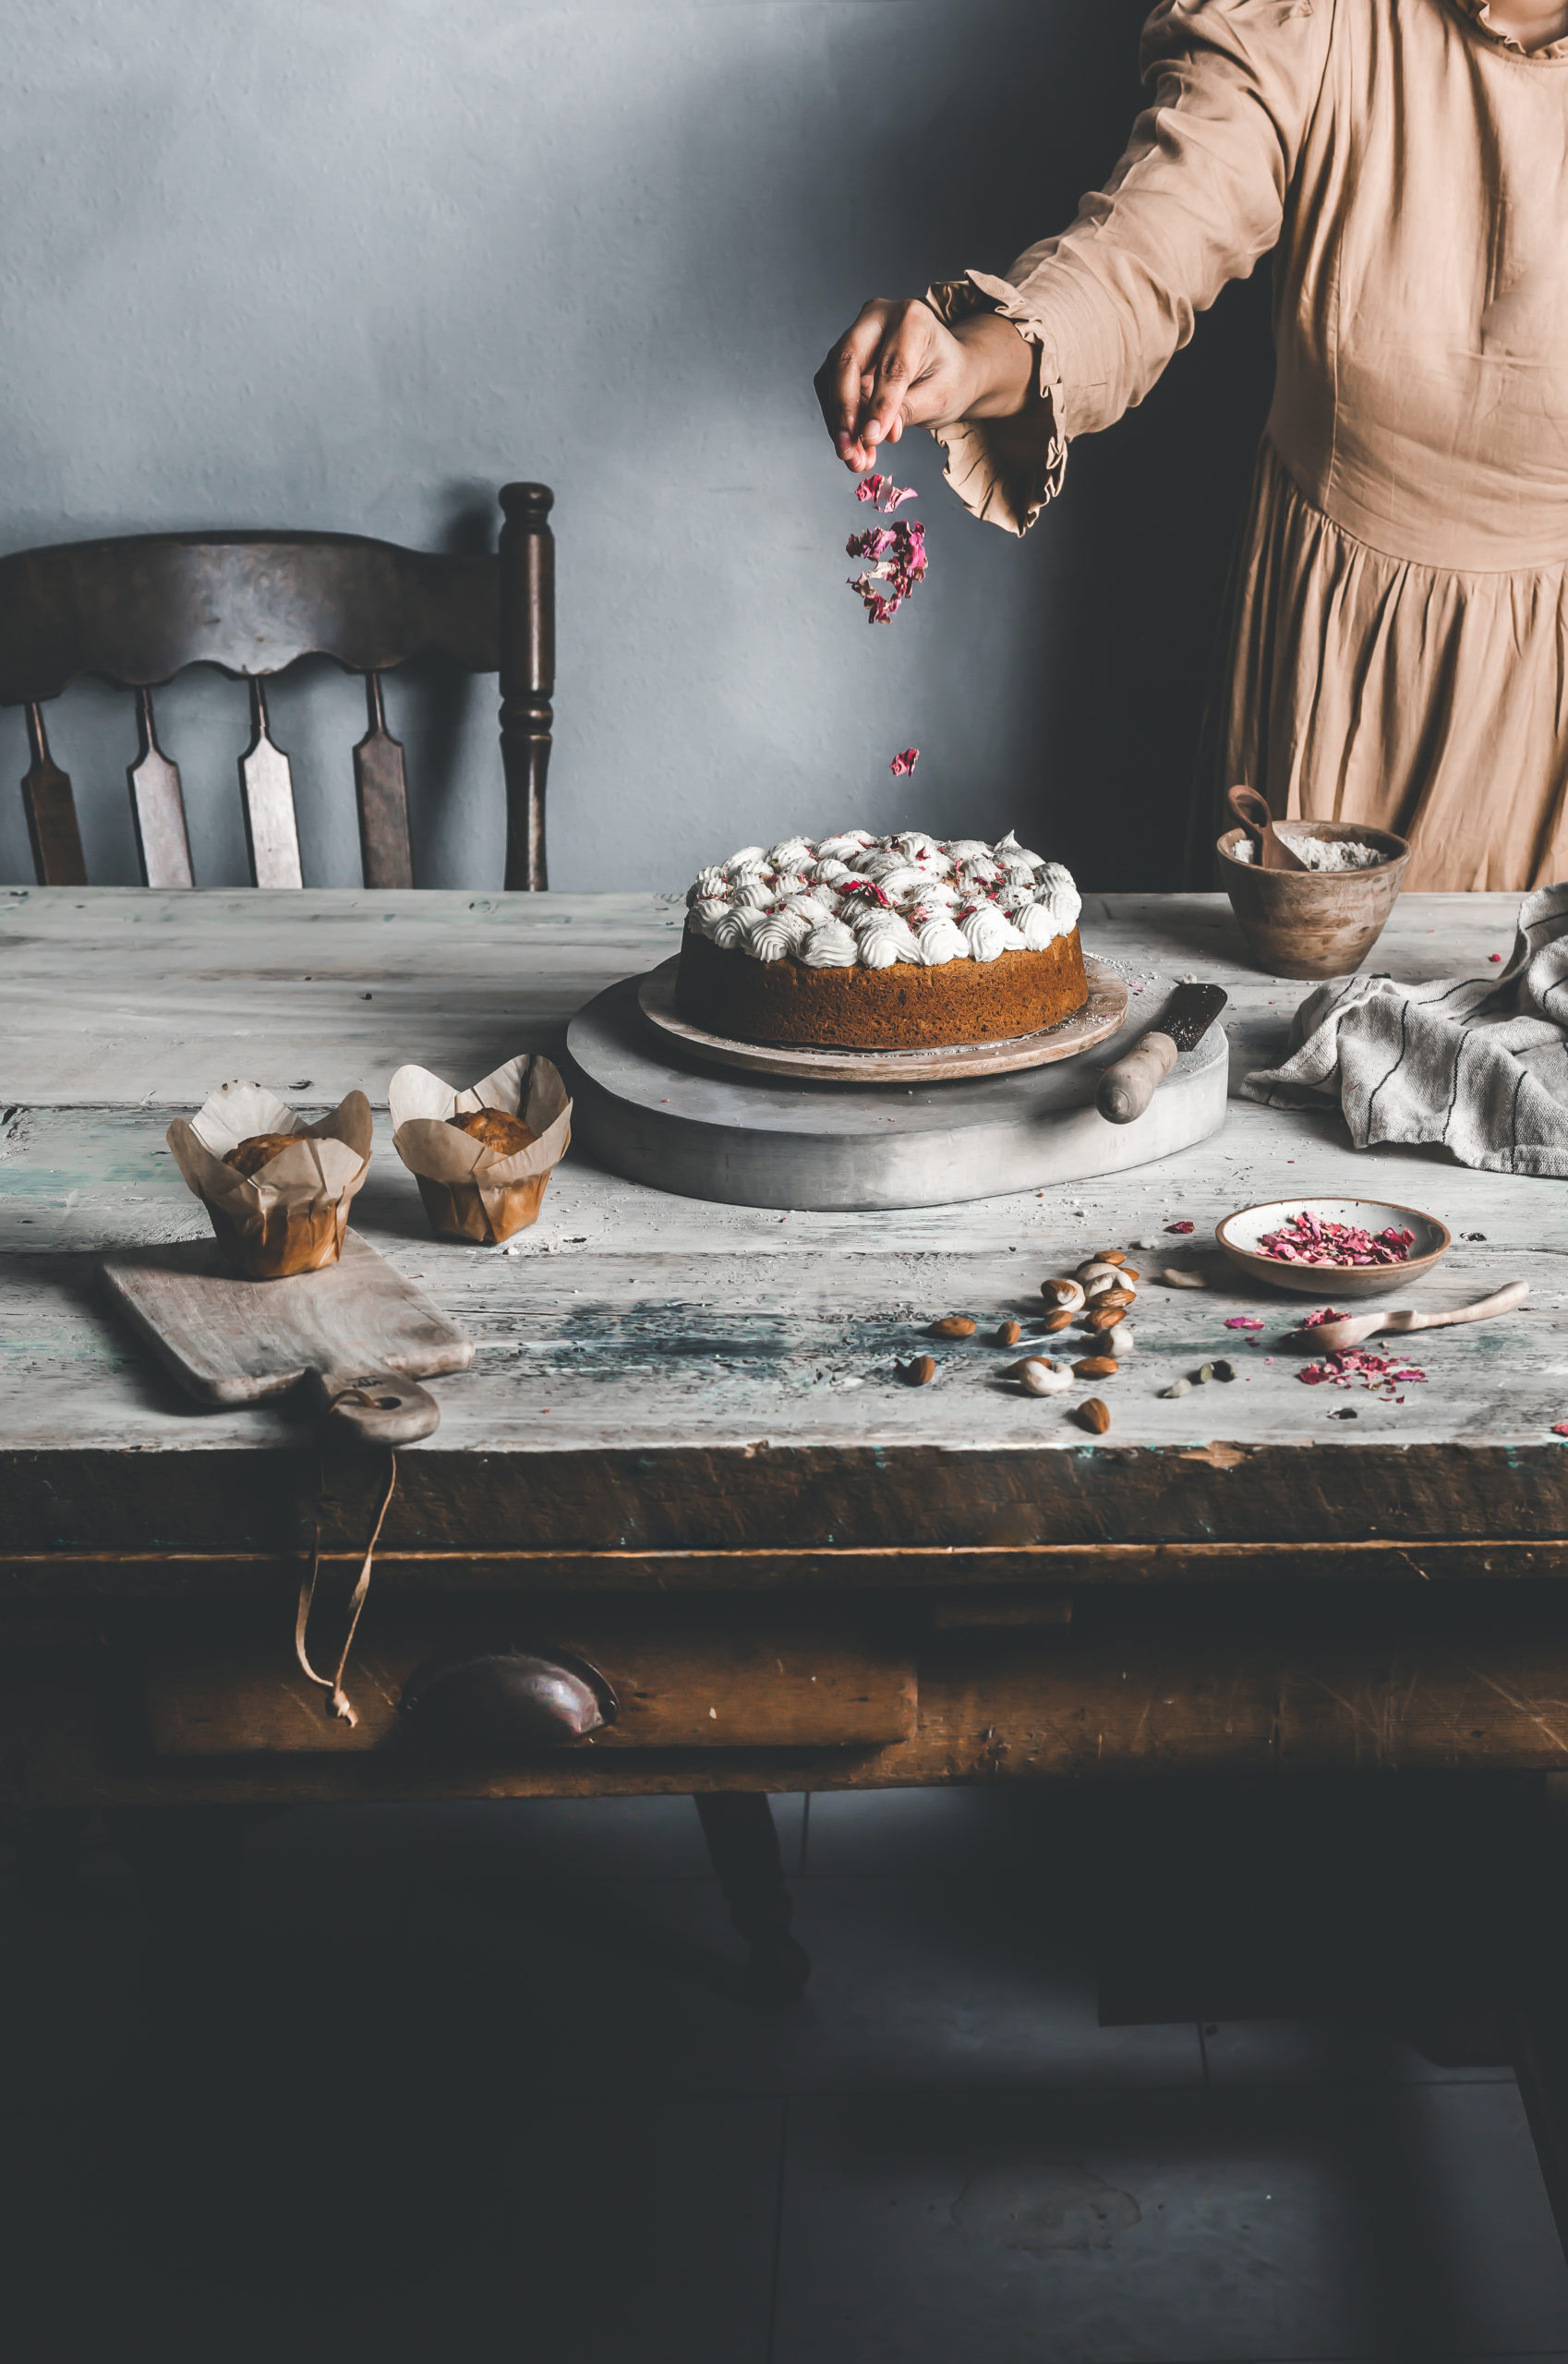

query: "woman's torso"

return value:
[1270, 0, 1568, 570]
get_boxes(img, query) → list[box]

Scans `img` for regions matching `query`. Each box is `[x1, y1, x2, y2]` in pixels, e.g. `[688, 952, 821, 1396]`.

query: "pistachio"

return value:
[1077, 1397, 1112, 1435]
[897, 1356, 937, 1386]
[1040, 1309, 1077, 1334]
[930, 1317, 977, 1338]
[1212, 1359, 1236, 1382]
[1042, 1278, 1086, 1312]
[1010, 1357, 1072, 1397]
[995, 1320, 1023, 1347]
[1074, 1355, 1119, 1380]
[1161, 1268, 1208, 1289]
[1160, 1376, 1191, 1398]
[1197, 1362, 1215, 1383]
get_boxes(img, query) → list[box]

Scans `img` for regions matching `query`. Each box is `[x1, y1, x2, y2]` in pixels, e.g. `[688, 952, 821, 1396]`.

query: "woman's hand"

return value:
[814, 300, 1037, 473]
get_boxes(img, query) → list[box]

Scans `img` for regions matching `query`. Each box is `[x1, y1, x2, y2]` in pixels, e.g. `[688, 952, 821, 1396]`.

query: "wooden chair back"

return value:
[0, 481, 554, 889]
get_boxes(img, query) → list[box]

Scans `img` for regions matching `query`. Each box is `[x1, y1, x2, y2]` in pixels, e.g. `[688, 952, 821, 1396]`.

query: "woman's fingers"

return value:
[862, 303, 940, 445]
[815, 298, 978, 470]
[814, 303, 896, 466]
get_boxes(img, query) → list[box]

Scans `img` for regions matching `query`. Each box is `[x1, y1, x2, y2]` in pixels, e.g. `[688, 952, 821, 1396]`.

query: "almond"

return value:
[1073, 1356, 1119, 1380]
[1095, 1249, 1126, 1266]
[897, 1357, 936, 1386]
[1040, 1309, 1076, 1334]
[1121, 1268, 1141, 1285]
[1077, 1397, 1112, 1435]
[1094, 1288, 1135, 1310]
[1042, 1278, 1085, 1312]
[1085, 1306, 1127, 1333]
[995, 1320, 1023, 1347]
[929, 1317, 976, 1338]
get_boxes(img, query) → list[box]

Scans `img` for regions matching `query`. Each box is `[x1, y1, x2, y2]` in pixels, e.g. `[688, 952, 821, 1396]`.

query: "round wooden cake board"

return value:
[565, 959, 1229, 1213]
[635, 955, 1129, 1083]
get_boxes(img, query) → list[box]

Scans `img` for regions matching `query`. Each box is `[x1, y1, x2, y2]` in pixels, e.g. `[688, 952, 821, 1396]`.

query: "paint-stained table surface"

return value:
[2, 885, 1561, 1473]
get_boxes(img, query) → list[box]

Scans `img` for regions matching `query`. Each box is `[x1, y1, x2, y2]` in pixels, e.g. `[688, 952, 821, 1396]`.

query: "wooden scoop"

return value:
[1305, 1281, 1529, 1356]
[1227, 785, 1309, 873]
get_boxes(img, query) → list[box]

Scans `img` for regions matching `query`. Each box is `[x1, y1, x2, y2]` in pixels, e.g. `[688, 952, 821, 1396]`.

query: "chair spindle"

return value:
[498, 482, 555, 891]
[22, 702, 86, 886]
[353, 672, 413, 889]
[127, 688, 193, 888]
[237, 677, 303, 888]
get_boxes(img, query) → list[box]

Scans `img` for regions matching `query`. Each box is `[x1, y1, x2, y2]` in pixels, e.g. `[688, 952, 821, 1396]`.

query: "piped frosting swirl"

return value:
[685, 829, 1079, 970]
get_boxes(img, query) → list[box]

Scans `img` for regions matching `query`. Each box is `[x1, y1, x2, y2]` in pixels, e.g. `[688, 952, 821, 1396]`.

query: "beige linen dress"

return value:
[930, 0, 1568, 891]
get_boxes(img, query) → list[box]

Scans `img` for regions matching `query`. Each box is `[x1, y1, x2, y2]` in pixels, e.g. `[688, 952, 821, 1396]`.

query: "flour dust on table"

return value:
[675, 828, 1088, 1050]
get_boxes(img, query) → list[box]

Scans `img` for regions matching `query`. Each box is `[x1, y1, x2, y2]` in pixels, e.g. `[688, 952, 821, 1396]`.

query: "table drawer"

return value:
[140, 1606, 917, 1757]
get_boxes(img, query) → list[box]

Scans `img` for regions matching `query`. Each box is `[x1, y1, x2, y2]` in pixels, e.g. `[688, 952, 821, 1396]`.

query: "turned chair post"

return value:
[498, 480, 555, 891]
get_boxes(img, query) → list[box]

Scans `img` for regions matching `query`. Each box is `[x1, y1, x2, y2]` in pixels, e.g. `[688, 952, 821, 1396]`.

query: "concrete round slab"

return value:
[565, 966, 1229, 1212]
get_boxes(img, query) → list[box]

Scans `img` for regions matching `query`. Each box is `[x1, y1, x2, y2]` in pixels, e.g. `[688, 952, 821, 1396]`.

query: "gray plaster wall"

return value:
[0, 0, 1272, 896]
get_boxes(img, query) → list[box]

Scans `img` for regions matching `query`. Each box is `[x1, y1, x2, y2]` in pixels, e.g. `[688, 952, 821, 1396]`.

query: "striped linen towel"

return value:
[1241, 885, 1568, 1178]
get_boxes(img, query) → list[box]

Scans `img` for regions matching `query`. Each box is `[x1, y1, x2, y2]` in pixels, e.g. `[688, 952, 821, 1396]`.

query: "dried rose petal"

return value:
[1259, 1211, 1417, 1268]
[1554, 1423, 1568, 1439]
[1489, 953, 1503, 963]
[846, 516, 927, 624]
[1165, 1221, 1196, 1236]
[1224, 1317, 1265, 1331]
[1301, 1307, 1351, 1328]
[855, 471, 918, 513]
[889, 748, 920, 778]
[1297, 1345, 1427, 1395]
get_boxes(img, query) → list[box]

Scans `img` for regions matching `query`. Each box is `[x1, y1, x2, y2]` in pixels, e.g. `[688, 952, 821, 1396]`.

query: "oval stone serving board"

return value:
[565, 964, 1228, 1212]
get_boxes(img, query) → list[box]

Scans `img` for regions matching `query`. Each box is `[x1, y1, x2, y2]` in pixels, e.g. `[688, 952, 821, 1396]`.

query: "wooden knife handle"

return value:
[1096, 1031, 1179, 1126]
[309, 1367, 441, 1444]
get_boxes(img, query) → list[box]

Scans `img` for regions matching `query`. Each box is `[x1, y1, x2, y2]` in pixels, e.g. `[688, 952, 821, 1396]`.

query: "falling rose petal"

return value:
[846, 496, 927, 621]
[1224, 1318, 1265, 1331]
[889, 749, 920, 778]
[1165, 1221, 1196, 1235]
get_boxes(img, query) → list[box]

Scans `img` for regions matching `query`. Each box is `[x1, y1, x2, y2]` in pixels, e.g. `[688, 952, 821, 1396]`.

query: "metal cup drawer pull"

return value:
[399, 1643, 618, 1751]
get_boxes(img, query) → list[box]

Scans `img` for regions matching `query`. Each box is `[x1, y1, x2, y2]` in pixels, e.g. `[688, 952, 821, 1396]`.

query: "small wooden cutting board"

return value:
[102, 1231, 473, 1441]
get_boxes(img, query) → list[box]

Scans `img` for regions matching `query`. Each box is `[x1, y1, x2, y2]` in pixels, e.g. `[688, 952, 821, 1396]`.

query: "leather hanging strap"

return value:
[296, 1450, 398, 1726]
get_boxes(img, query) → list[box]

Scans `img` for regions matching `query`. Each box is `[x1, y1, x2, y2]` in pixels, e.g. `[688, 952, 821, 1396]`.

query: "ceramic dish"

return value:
[1216, 1198, 1452, 1298]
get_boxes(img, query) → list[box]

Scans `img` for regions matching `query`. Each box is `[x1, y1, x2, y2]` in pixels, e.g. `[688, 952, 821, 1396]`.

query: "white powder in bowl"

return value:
[1231, 830, 1385, 871]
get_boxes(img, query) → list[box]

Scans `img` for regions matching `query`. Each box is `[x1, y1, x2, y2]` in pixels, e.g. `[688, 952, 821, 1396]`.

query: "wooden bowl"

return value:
[1217, 823, 1411, 979]
[1216, 1198, 1452, 1297]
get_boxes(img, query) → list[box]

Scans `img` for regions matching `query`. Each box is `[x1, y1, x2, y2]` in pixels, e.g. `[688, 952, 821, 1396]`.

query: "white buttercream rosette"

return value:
[683, 830, 1080, 969]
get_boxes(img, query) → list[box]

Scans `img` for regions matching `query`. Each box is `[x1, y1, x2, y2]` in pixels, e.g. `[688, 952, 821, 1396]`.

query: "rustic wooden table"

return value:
[3, 882, 1566, 1820]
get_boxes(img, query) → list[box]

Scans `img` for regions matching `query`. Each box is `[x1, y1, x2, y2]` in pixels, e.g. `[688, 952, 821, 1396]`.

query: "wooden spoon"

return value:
[1227, 784, 1309, 873]
[1305, 1281, 1529, 1356]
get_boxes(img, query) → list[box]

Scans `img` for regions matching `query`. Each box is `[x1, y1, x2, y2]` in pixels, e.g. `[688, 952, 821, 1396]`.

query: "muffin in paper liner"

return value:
[389, 1054, 573, 1244]
[167, 1082, 374, 1280]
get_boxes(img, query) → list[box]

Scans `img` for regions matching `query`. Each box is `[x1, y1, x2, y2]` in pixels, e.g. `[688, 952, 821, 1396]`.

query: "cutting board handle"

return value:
[308, 1368, 442, 1444]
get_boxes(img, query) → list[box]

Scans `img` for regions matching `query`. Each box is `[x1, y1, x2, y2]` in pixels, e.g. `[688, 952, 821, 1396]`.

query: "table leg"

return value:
[693, 1792, 810, 2008]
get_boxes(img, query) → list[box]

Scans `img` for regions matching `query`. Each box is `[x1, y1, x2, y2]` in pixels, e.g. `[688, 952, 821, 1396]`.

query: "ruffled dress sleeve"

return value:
[927, 0, 1335, 534]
